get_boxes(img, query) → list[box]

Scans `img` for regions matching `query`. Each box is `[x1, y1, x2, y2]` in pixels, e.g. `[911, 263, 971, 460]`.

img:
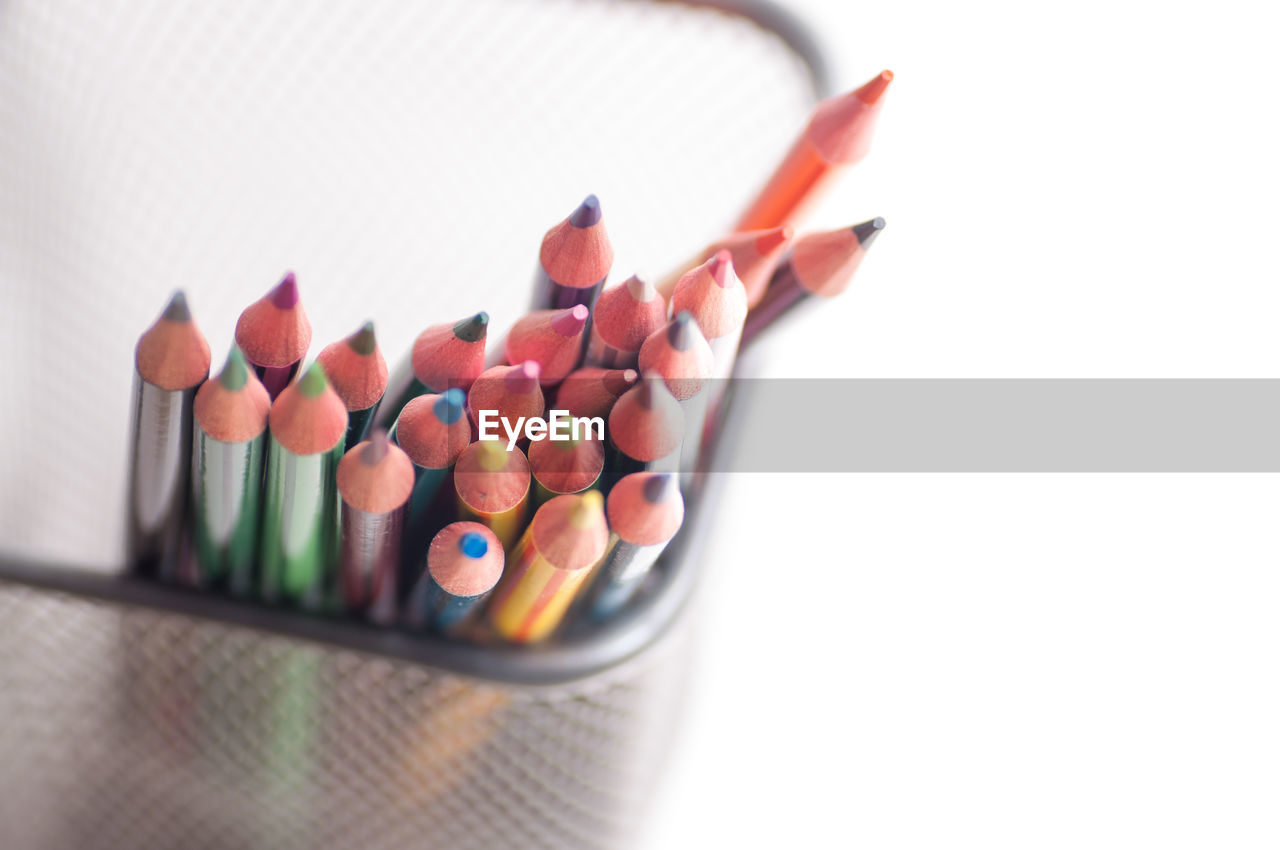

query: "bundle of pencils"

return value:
[124, 68, 893, 643]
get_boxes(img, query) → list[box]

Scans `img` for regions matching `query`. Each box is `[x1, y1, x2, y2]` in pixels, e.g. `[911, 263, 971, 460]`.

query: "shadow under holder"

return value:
[0, 0, 829, 689]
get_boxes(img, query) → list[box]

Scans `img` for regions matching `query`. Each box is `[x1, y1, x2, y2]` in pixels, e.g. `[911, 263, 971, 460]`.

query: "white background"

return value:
[643, 0, 1280, 847]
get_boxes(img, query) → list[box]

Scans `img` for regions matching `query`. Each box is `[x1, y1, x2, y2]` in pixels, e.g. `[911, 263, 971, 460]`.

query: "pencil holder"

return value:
[0, 1, 825, 847]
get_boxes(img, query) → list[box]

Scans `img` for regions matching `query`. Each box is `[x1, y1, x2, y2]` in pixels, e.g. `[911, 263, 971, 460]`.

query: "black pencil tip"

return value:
[454, 312, 489, 343]
[668, 312, 699, 352]
[162, 290, 191, 322]
[852, 217, 886, 248]
[569, 194, 602, 228]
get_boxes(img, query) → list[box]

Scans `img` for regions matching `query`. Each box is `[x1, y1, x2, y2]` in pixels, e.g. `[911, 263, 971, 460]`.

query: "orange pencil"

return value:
[735, 70, 893, 233]
[554, 367, 637, 421]
[742, 217, 886, 348]
[234, 271, 312, 400]
[487, 491, 609, 643]
[503, 304, 590, 386]
[317, 321, 388, 449]
[585, 275, 667, 369]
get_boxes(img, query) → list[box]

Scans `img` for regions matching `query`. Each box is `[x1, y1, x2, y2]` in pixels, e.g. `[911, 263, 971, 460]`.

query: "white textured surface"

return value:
[0, 0, 814, 571]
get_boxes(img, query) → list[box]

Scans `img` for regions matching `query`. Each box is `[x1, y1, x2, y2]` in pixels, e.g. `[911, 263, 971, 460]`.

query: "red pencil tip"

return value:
[506, 361, 542, 393]
[754, 226, 793, 256]
[855, 70, 893, 105]
[708, 250, 735, 288]
[270, 272, 300, 309]
[361, 428, 390, 465]
[552, 304, 590, 336]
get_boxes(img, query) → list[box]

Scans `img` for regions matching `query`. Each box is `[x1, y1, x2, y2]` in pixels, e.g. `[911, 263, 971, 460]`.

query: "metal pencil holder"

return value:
[0, 2, 825, 847]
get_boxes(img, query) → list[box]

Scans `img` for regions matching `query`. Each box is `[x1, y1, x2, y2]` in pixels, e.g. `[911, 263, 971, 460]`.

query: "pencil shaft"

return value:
[192, 428, 265, 593]
[260, 438, 343, 610]
[128, 376, 197, 578]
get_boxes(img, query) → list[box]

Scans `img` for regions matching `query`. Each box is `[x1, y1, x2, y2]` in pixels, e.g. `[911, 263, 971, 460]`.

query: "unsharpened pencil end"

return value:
[297, 361, 328, 397]
[347, 321, 378, 355]
[553, 304, 590, 337]
[218, 346, 250, 391]
[270, 272, 300, 309]
[459, 531, 489, 559]
[852, 217, 887, 248]
[569, 194, 602, 228]
[855, 70, 894, 105]
[454, 312, 489, 343]
[435, 388, 467, 424]
[668, 312, 699, 352]
[506, 360, 542, 394]
[162, 290, 192, 322]
[361, 428, 390, 465]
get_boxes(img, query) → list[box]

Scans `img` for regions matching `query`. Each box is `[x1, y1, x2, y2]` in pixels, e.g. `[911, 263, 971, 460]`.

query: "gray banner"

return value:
[711, 379, 1280, 472]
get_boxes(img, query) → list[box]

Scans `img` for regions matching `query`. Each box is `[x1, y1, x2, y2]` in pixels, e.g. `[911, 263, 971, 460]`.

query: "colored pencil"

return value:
[670, 250, 748, 389]
[606, 371, 685, 483]
[129, 291, 211, 578]
[742, 217, 885, 348]
[337, 429, 415, 624]
[260, 362, 348, 610]
[581, 472, 684, 621]
[453, 440, 531, 552]
[406, 522, 504, 635]
[317, 321, 388, 450]
[528, 432, 605, 505]
[656, 225, 793, 309]
[378, 312, 488, 428]
[487, 490, 609, 643]
[467, 361, 545, 433]
[554, 367, 638, 422]
[503, 304, 590, 387]
[735, 70, 893, 232]
[585, 275, 667, 369]
[389, 388, 473, 572]
[638, 311, 715, 476]
[234, 272, 313, 400]
[532, 195, 614, 312]
[191, 346, 270, 593]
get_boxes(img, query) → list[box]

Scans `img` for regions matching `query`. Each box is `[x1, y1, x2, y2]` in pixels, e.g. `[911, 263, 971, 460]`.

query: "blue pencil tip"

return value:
[435, 389, 466, 424]
[459, 532, 488, 559]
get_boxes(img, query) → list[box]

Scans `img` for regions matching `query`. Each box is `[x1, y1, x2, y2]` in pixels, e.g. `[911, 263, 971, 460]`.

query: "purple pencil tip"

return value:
[506, 361, 542, 393]
[552, 304, 590, 336]
[361, 428, 390, 465]
[668, 312, 700, 352]
[852, 217, 887, 248]
[270, 272, 299, 308]
[569, 194, 602, 228]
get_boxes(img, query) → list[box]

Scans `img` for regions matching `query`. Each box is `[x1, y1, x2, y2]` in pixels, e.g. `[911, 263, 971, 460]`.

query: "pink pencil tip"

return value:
[708, 250, 735, 288]
[755, 226, 793, 255]
[506, 360, 542, 393]
[552, 304, 590, 336]
[270, 272, 299, 308]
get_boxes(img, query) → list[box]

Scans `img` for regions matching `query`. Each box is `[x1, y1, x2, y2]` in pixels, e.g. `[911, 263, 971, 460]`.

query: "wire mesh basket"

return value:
[0, 1, 824, 847]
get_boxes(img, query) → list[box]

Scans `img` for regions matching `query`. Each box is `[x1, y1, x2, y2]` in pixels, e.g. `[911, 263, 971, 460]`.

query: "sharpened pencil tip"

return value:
[852, 217, 887, 247]
[624, 274, 657, 302]
[454, 312, 489, 343]
[668, 312, 699, 352]
[643, 473, 677, 504]
[162, 290, 192, 322]
[569, 194, 602, 228]
[855, 70, 893, 105]
[361, 428, 390, 465]
[708, 250, 735, 288]
[634, 371, 666, 410]
[553, 304, 590, 336]
[754, 225, 793, 256]
[297, 361, 328, 397]
[506, 360, 541, 394]
[270, 272, 300, 309]
[347, 321, 378, 355]
[434, 388, 466, 425]
[459, 531, 489, 559]
[218, 346, 250, 391]
[569, 490, 604, 527]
